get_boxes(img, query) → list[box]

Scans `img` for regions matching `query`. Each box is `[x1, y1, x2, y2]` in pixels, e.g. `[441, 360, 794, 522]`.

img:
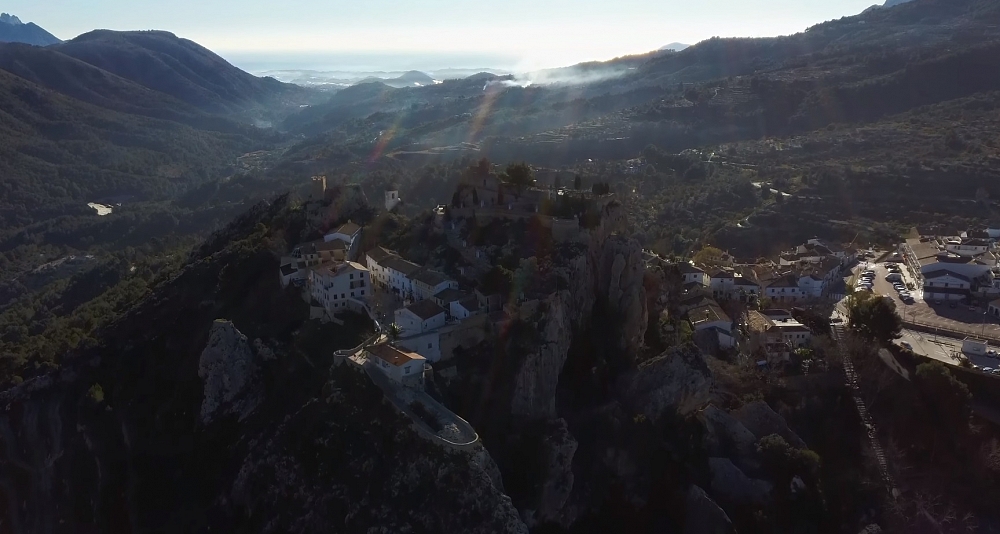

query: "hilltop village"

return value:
[274, 161, 871, 390]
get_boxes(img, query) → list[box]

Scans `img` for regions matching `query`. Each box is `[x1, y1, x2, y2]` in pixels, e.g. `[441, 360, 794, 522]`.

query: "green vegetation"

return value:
[847, 292, 902, 345]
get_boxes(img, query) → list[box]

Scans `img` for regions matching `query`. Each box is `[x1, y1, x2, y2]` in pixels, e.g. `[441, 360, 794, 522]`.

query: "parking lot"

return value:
[851, 262, 1000, 340]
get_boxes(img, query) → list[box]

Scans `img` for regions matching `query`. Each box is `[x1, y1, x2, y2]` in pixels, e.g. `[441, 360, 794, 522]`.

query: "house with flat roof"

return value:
[767, 318, 811, 348]
[366, 344, 425, 387]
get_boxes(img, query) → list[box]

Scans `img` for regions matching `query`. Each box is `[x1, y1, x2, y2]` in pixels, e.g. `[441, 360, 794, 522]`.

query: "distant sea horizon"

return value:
[220, 51, 521, 86]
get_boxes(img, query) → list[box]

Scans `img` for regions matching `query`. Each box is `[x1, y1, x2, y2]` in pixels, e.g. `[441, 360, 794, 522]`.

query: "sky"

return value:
[9, 0, 880, 70]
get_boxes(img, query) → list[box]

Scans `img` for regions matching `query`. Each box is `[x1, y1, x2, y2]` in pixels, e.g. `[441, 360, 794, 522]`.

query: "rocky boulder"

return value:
[733, 400, 806, 449]
[708, 457, 773, 506]
[701, 405, 759, 472]
[684, 485, 735, 534]
[198, 320, 261, 424]
[620, 344, 715, 420]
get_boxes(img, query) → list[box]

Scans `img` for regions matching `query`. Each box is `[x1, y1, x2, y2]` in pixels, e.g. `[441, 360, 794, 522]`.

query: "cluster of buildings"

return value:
[279, 221, 372, 318]
[650, 238, 856, 363]
[364, 246, 491, 364]
[902, 230, 1000, 303]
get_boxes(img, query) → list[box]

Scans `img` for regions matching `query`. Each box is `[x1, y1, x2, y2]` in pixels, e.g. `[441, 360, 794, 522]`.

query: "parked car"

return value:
[985, 367, 995, 374]
[900, 341, 912, 350]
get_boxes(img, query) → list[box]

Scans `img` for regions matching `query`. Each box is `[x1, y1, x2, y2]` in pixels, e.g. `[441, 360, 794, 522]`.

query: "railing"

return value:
[903, 318, 1000, 345]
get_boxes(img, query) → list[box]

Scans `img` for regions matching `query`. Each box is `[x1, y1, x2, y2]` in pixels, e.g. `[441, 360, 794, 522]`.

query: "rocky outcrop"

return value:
[198, 320, 261, 424]
[525, 418, 579, 528]
[709, 457, 773, 506]
[701, 405, 759, 472]
[733, 400, 806, 449]
[620, 344, 715, 420]
[684, 485, 735, 534]
[595, 235, 648, 356]
[511, 293, 585, 418]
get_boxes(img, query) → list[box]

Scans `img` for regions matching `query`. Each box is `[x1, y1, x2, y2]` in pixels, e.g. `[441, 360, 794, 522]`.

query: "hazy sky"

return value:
[10, 1, 878, 69]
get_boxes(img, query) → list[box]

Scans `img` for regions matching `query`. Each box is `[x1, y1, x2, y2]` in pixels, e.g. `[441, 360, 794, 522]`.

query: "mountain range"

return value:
[2, 1, 1000, 531]
[0, 12, 60, 46]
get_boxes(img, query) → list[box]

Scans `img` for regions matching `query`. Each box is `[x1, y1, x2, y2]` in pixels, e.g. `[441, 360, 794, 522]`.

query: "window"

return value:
[342, 294, 345, 299]
[405, 366, 411, 374]
[428, 343, 433, 349]
[350, 273, 354, 279]
[361, 290, 365, 296]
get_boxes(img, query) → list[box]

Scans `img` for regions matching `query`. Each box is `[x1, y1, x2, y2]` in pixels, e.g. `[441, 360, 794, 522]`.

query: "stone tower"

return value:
[385, 189, 401, 211]
[310, 176, 327, 201]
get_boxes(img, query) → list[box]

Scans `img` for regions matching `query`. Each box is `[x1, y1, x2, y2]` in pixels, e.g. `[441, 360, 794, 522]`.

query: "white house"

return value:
[394, 299, 448, 337]
[689, 303, 732, 333]
[308, 262, 371, 315]
[708, 270, 737, 299]
[678, 263, 709, 286]
[923, 270, 972, 301]
[797, 274, 825, 298]
[324, 221, 362, 253]
[944, 238, 990, 258]
[450, 295, 481, 320]
[688, 302, 735, 349]
[366, 248, 422, 300]
[366, 344, 425, 387]
[279, 259, 307, 288]
[394, 299, 449, 361]
[765, 275, 805, 303]
[767, 318, 811, 347]
[412, 268, 458, 301]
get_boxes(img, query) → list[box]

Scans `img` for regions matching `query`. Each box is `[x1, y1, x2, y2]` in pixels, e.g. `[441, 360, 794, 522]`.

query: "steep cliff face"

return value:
[510, 252, 593, 419]
[508, 205, 648, 421]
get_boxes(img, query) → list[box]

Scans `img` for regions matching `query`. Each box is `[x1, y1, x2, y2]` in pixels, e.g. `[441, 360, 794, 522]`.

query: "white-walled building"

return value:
[944, 238, 990, 258]
[394, 299, 448, 337]
[765, 275, 805, 303]
[412, 268, 458, 301]
[797, 274, 825, 298]
[308, 262, 371, 316]
[279, 259, 307, 288]
[678, 263, 709, 286]
[688, 302, 735, 349]
[366, 344, 425, 386]
[450, 295, 481, 320]
[767, 318, 811, 348]
[923, 270, 972, 301]
[325, 221, 362, 250]
[385, 189, 402, 211]
[366, 248, 422, 300]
